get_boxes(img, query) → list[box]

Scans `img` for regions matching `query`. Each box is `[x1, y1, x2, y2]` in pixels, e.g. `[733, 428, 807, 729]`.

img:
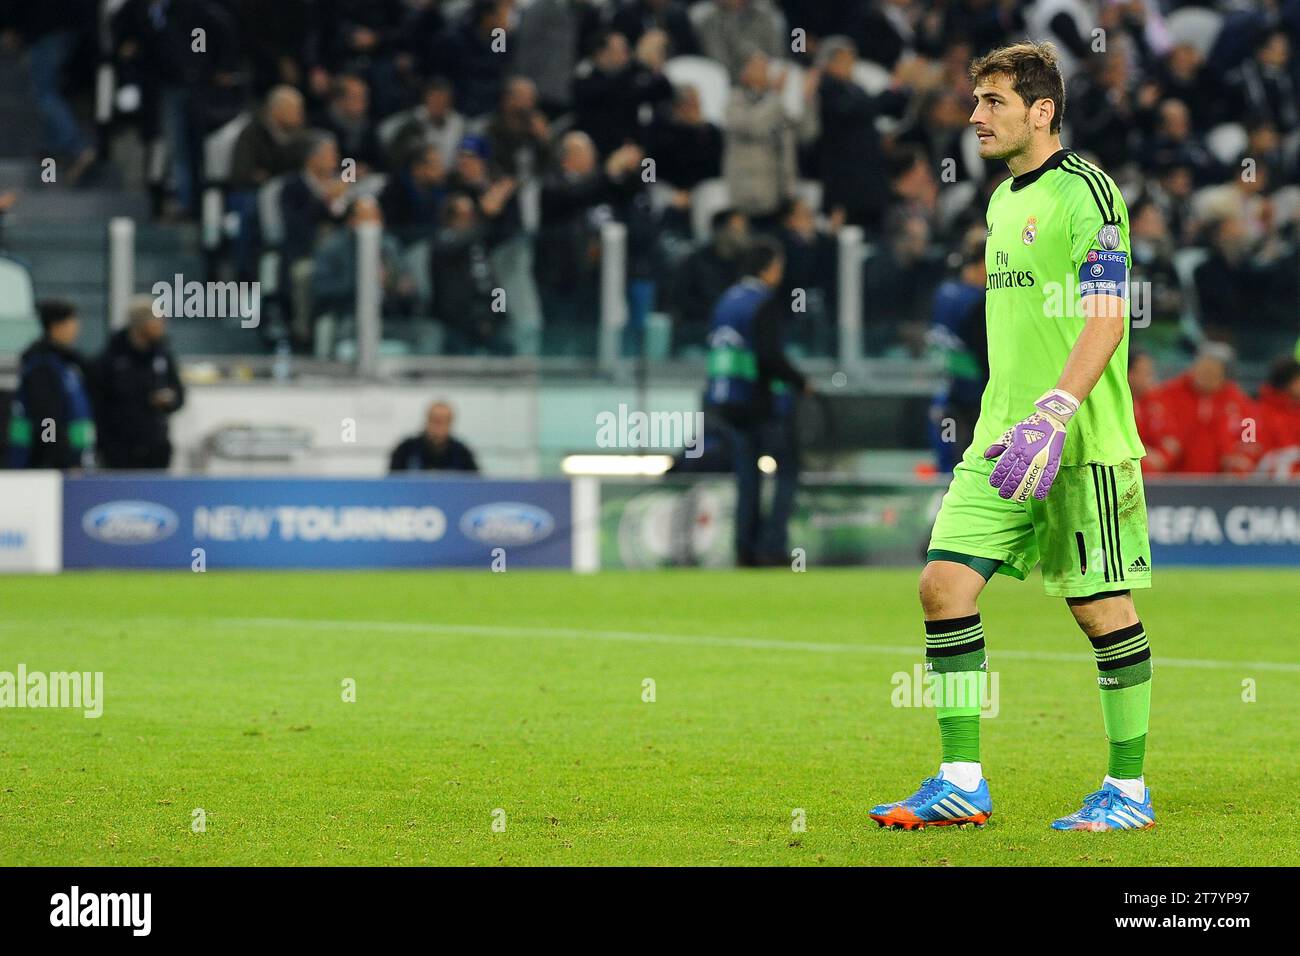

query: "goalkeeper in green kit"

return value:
[870, 42, 1155, 832]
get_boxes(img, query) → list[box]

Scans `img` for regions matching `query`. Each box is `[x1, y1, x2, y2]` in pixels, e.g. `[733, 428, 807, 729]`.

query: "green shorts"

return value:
[927, 454, 1152, 598]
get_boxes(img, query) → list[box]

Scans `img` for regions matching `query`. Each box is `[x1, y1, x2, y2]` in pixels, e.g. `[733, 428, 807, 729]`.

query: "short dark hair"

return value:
[38, 299, 77, 331]
[969, 41, 1066, 134]
[744, 236, 784, 277]
[710, 207, 741, 233]
[1267, 357, 1300, 391]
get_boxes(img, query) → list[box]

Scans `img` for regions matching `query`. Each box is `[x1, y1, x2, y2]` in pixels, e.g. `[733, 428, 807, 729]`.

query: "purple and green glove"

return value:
[984, 388, 1081, 502]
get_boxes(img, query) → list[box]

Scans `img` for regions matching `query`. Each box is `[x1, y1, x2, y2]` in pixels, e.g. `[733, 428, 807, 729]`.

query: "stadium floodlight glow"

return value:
[561, 454, 674, 476]
[758, 455, 777, 474]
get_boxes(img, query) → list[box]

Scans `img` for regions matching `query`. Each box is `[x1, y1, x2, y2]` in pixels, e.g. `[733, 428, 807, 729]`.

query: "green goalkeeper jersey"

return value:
[973, 148, 1146, 467]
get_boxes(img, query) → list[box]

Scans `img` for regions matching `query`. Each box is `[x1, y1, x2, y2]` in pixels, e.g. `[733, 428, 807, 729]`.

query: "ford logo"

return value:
[83, 500, 179, 545]
[459, 503, 554, 546]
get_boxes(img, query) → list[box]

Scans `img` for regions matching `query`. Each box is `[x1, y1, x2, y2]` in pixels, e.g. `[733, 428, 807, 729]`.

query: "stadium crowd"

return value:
[2, 1, 1299, 475]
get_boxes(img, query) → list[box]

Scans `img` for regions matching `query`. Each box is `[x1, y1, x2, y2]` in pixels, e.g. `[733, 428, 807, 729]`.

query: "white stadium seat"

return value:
[689, 177, 732, 242]
[1166, 8, 1224, 57]
[1205, 123, 1247, 166]
[664, 56, 731, 126]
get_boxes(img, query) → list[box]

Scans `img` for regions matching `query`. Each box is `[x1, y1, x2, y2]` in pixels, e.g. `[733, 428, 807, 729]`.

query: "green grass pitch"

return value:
[0, 567, 1296, 866]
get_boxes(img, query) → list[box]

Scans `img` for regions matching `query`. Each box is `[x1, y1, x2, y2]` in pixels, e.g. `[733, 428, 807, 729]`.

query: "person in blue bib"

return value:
[703, 236, 812, 567]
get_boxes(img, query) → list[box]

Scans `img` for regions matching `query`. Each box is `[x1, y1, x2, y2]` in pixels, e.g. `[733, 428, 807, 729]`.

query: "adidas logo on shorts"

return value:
[1127, 556, 1150, 573]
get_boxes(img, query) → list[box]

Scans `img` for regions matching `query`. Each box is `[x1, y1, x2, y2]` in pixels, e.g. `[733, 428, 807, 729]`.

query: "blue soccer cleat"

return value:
[870, 776, 992, 829]
[1050, 782, 1155, 831]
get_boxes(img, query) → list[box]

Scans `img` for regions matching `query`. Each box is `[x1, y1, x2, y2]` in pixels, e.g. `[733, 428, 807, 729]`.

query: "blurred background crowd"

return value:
[0, 0, 1298, 476]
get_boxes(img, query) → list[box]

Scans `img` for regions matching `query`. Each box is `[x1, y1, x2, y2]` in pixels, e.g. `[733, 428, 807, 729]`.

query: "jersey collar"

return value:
[1009, 147, 1072, 192]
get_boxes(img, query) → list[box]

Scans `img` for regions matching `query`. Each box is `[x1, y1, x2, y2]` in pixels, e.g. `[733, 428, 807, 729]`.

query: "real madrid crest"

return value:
[1021, 215, 1037, 245]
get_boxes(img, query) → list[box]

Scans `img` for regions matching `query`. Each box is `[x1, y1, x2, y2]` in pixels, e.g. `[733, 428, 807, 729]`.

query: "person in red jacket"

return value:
[1251, 358, 1300, 477]
[1137, 343, 1256, 474]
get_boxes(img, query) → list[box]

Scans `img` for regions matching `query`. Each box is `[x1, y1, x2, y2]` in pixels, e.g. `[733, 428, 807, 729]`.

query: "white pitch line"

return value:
[4, 616, 1296, 673]
[202, 617, 1300, 674]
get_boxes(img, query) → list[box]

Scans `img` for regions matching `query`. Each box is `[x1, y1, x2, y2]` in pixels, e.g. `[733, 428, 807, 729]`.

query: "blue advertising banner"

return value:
[62, 476, 572, 569]
[1146, 480, 1300, 567]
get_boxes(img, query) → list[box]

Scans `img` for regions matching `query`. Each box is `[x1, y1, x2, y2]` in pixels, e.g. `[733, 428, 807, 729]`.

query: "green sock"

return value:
[1090, 622, 1152, 778]
[925, 614, 987, 763]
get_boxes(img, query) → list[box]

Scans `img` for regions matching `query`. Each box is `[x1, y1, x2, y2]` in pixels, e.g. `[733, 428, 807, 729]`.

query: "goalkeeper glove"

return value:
[984, 388, 1081, 502]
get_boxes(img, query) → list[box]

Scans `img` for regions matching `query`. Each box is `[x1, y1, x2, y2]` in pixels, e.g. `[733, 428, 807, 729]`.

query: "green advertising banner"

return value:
[599, 478, 948, 569]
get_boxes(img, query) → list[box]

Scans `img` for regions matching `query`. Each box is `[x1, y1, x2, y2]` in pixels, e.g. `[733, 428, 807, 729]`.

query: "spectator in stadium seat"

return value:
[724, 52, 818, 230]
[645, 85, 724, 192]
[775, 196, 838, 355]
[535, 133, 644, 355]
[862, 211, 942, 356]
[1144, 99, 1222, 187]
[610, 0, 700, 59]
[281, 133, 350, 348]
[1127, 199, 1187, 351]
[1137, 343, 1256, 475]
[692, 0, 784, 80]
[432, 186, 518, 355]
[429, 0, 516, 119]
[385, 78, 466, 172]
[1065, 52, 1155, 176]
[1250, 358, 1300, 478]
[572, 30, 673, 157]
[668, 208, 750, 355]
[1192, 214, 1288, 360]
[1224, 29, 1298, 136]
[9, 301, 95, 471]
[485, 77, 554, 179]
[230, 86, 308, 192]
[815, 37, 912, 233]
[512, 0, 604, 116]
[389, 400, 480, 472]
[229, 86, 307, 279]
[379, 145, 448, 245]
[95, 296, 185, 471]
[311, 196, 415, 352]
[314, 74, 386, 176]
[1156, 43, 1216, 132]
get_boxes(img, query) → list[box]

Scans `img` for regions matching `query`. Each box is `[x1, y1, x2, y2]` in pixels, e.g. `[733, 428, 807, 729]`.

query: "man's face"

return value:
[336, 79, 368, 120]
[456, 150, 486, 183]
[309, 141, 339, 179]
[1191, 355, 1226, 395]
[414, 148, 445, 185]
[49, 315, 80, 346]
[785, 198, 814, 236]
[562, 137, 596, 175]
[271, 95, 305, 132]
[1128, 354, 1156, 397]
[1133, 204, 1166, 240]
[425, 405, 453, 443]
[740, 52, 768, 90]
[826, 48, 854, 82]
[971, 73, 1037, 161]
[1160, 101, 1189, 140]
[598, 34, 630, 72]
[425, 88, 451, 119]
